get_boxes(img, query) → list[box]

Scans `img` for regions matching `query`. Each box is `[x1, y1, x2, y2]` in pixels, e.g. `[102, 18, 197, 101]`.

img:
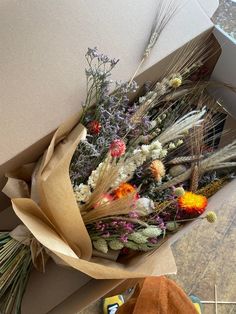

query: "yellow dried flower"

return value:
[150, 160, 165, 182]
[169, 77, 182, 88]
[206, 211, 217, 223]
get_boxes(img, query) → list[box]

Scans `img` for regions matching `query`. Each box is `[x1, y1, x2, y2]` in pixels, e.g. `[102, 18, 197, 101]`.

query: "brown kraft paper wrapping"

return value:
[3, 113, 177, 279]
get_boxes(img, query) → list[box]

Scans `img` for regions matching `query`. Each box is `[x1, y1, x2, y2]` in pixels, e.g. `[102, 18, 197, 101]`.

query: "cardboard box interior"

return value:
[3, 1, 235, 314]
[0, 0, 218, 209]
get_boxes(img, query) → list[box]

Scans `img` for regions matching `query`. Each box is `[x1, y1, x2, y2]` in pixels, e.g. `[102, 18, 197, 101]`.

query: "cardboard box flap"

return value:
[211, 27, 236, 118]
[0, 0, 215, 170]
[197, 0, 219, 17]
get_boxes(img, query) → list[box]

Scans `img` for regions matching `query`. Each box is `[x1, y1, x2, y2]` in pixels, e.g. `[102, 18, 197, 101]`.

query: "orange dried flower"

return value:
[114, 183, 136, 199]
[150, 160, 165, 182]
[178, 192, 207, 215]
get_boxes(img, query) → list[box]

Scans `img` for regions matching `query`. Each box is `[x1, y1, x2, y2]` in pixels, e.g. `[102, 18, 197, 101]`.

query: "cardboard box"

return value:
[5, 1, 236, 313]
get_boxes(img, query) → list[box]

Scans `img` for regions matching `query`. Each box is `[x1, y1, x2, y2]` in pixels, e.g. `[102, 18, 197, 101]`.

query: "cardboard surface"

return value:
[0, 0, 216, 170]
[0, 1, 222, 313]
[22, 261, 90, 314]
[211, 26, 236, 117]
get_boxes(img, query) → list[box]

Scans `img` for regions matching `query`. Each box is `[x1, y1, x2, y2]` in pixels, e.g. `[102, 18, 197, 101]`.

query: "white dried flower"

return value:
[150, 120, 157, 129]
[176, 139, 184, 146]
[155, 82, 167, 95]
[168, 142, 176, 150]
[141, 145, 150, 155]
[159, 149, 168, 158]
[136, 197, 155, 216]
[139, 96, 146, 103]
[74, 183, 91, 203]
[151, 149, 161, 160]
[88, 161, 104, 188]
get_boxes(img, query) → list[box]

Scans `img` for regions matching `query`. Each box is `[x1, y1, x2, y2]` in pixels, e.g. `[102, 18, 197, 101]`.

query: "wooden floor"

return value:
[171, 188, 236, 314]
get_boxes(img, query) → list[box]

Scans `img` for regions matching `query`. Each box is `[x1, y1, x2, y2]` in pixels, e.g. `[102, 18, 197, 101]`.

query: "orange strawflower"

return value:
[150, 160, 165, 182]
[178, 192, 207, 215]
[114, 183, 137, 199]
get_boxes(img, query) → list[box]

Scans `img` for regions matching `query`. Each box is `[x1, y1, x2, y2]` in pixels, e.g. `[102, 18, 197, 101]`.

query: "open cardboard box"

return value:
[1, 0, 236, 313]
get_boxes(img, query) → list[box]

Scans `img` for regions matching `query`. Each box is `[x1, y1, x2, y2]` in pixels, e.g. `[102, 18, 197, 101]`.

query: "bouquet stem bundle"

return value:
[0, 233, 32, 314]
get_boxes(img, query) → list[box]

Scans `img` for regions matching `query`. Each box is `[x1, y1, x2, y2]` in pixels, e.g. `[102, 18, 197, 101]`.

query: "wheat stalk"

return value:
[157, 108, 206, 145]
[129, 0, 179, 85]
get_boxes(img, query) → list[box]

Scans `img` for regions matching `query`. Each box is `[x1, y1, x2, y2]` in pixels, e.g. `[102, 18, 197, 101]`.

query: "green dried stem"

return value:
[0, 233, 32, 314]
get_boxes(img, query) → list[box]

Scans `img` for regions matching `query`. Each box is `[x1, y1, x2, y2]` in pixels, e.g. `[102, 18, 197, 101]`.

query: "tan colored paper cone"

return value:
[11, 197, 176, 279]
[4, 112, 177, 279]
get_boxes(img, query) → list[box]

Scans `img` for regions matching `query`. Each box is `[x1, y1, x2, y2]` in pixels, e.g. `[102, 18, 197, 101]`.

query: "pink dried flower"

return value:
[102, 232, 110, 238]
[149, 238, 158, 244]
[124, 223, 134, 233]
[109, 139, 126, 157]
[111, 221, 118, 227]
[128, 211, 139, 219]
[93, 193, 113, 208]
[120, 234, 128, 243]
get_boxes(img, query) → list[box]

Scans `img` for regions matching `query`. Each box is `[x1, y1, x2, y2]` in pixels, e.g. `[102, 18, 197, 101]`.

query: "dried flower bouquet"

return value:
[1, 1, 236, 312]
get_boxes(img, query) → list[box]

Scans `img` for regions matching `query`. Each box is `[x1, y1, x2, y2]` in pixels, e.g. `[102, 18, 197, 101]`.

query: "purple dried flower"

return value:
[124, 222, 135, 233]
[110, 58, 119, 66]
[120, 234, 128, 243]
[149, 237, 158, 244]
[86, 47, 99, 58]
[102, 232, 110, 238]
[95, 221, 102, 230]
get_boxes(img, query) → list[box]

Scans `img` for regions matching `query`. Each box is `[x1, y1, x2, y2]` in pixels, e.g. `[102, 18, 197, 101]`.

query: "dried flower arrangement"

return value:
[69, 44, 235, 256]
[1, 1, 236, 313]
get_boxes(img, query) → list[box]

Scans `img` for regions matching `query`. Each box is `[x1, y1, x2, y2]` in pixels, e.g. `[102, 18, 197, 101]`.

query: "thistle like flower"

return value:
[178, 192, 207, 215]
[109, 139, 126, 157]
[206, 211, 217, 223]
[150, 160, 166, 182]
[93, 238, 108, 254]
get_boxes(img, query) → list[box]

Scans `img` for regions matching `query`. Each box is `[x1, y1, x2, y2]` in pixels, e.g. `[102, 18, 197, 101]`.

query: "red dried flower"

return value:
[109, 139, 126, 157]
[88, 120, 101, 134]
